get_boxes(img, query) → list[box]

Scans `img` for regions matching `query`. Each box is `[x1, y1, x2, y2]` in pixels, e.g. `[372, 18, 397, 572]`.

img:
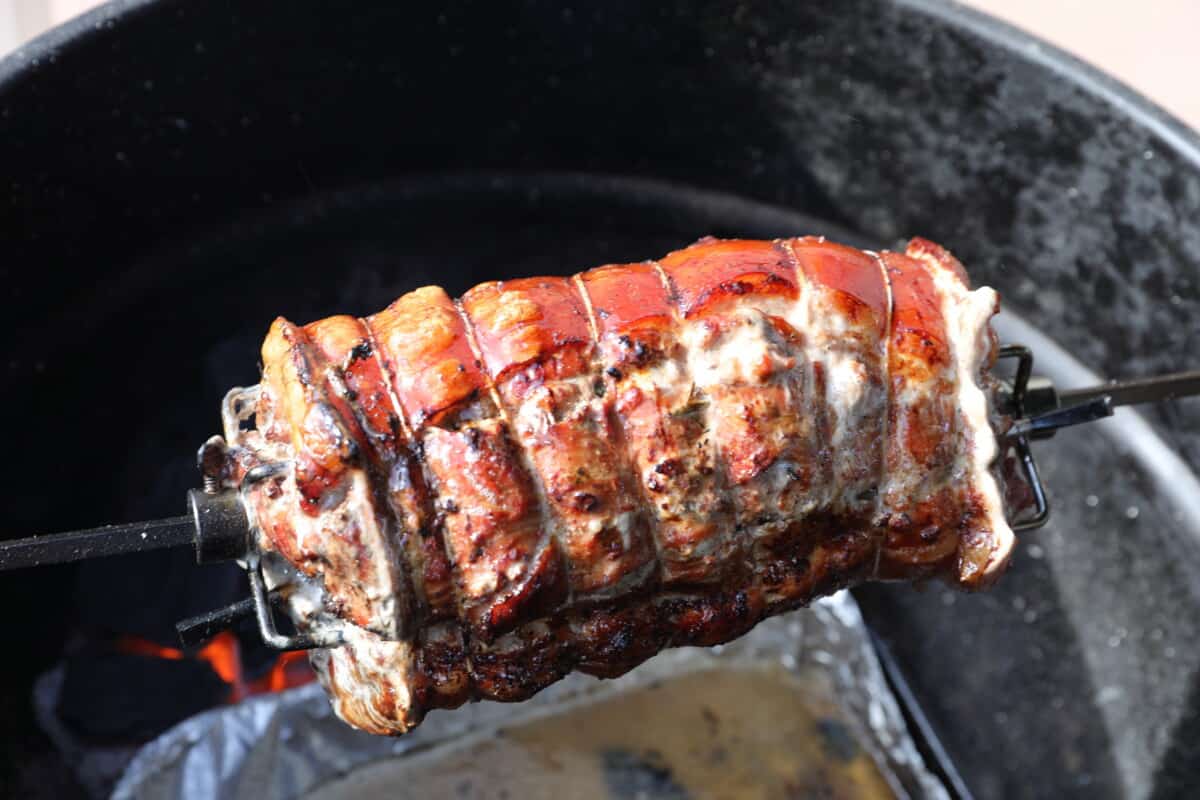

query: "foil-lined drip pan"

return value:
[113, 593, 950, 800]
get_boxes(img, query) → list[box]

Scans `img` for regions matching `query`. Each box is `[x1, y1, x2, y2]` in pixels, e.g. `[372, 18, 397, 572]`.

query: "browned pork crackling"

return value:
[220, 236, 1024, 734]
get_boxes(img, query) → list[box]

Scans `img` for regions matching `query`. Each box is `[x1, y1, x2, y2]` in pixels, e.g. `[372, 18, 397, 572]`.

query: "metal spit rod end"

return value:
[1011, 395, 1115, 439]
[188, 489, 250, 565]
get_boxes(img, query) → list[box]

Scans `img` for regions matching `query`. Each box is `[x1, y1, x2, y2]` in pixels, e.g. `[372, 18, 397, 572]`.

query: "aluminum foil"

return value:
[112, 593, 949, 800]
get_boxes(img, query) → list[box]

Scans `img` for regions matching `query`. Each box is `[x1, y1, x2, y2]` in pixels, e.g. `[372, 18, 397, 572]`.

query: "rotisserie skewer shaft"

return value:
[0, 516, 194, 571]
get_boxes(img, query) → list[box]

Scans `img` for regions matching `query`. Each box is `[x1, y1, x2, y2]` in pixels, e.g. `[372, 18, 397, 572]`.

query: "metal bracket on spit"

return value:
[221, 384, 261, 446]
[998, 344, 1052, 531]
[998, 344, 1115, 532]
[236, 459, 343, 651]
[245, 553, 344, 651]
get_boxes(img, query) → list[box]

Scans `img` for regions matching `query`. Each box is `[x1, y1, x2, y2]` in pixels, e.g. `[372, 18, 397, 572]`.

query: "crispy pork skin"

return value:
[231, 236, 1018, 734]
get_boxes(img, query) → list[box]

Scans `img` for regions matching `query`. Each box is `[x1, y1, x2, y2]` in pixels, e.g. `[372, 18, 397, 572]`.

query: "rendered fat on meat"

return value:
[307, 312, 471, 713]
[759, 237, 891, 610]
[658, 239, 886, 616]
[905, 238, 1012, 586]
[875, 240, 1011, 586]
[372, 285, 571, 707]
[461, 277, 657, 600]
[368, 287, 563, 640]
[255, 318, 411, 640]
[580, 261, 735, 588]
[877, 250, 962, 575]
[463, 276, 669, 673]
[240, 235, 1018, 736]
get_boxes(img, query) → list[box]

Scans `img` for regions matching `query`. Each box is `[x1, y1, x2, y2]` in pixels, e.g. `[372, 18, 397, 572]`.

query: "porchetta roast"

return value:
[216, 235, 1026, 735]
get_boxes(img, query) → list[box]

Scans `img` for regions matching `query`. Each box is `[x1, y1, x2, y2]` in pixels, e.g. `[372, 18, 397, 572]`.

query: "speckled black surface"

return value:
[1, 1, 1198, 798]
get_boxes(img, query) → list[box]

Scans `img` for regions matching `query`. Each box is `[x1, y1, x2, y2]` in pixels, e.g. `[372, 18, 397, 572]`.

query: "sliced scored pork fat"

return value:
[228, 236, 1018, 735]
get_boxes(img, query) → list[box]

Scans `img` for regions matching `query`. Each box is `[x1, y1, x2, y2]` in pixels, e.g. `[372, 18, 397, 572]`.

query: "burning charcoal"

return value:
[57, 653, 227, 742]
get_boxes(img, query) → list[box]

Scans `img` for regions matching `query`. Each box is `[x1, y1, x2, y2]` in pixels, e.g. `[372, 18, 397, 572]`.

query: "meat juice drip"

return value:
[309, 667, 895, 800]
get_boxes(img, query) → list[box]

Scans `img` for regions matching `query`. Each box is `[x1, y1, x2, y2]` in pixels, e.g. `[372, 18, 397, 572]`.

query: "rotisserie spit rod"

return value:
[0, 489, 248, 572]
[3, 237, 1200, 666]
[1, 364, 1195, 575]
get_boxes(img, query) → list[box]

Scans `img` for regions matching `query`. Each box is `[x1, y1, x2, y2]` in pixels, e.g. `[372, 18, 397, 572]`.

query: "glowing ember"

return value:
[198, 632, 247, 700]
[116, 633, 314, 703]
[115, 636, 186, 661]
[252, 651, 313, 694]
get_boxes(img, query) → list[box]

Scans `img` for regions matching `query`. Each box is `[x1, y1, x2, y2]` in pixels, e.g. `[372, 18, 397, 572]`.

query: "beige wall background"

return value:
[0, 1, 1197, 133]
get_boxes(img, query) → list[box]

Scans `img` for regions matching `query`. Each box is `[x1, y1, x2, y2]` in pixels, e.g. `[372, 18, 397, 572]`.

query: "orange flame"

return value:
[116, 637, 185, 661]
[250, 650, 314, 694]
[198, 632, 246, 700]
[115, 632, 314, 703]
